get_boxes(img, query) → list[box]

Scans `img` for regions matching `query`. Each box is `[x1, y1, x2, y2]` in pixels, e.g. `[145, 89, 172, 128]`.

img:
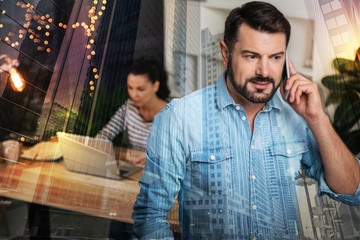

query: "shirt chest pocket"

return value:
[187, 146, 232, 190]
[269, 141, 308, 159]
[190, 146, 232, 163]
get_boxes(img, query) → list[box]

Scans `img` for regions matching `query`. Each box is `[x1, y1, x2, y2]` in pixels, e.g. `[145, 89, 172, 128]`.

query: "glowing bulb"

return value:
[89, 81, 94, 85]
[91, 51, 95, 55]
[45, 32, 50, 36]
[90, 39, 94, 44]
[59, 23, 63, 27]
[101, 6, 105, 10]
[94, 74, 99, 79]
[9, 68, 25, 92]
[90, 86, 95, 90]
[93, 68, 97, 73]
[46, 48, 51, 52]
[87, 55, 91, 60]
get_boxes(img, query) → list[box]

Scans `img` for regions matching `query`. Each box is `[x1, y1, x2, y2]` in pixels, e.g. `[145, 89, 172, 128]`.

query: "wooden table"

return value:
[0, 149, 179, 229]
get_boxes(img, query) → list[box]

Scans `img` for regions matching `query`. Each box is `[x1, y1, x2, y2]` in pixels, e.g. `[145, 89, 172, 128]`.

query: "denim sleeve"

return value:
[132, 103, 186, 239]
[302, 127, 360, 205]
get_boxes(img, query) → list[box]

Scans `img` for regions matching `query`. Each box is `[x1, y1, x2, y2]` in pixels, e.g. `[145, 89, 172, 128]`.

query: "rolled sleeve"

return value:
[132, 102, 185, 239]
[318, 157, 360, 206]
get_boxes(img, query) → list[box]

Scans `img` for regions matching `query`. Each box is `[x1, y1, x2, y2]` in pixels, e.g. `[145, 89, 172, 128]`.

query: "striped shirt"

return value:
[96, 99, 152, 150]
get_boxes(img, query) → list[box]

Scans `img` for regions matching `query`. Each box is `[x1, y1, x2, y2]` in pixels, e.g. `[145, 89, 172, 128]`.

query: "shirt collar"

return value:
[215, 71, 283, 112]
[215, 71, 234, 110]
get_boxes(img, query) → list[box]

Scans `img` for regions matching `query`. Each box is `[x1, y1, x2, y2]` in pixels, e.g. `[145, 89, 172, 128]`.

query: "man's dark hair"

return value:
[224, 1, 291, 52]
[129, 57, 170, 100]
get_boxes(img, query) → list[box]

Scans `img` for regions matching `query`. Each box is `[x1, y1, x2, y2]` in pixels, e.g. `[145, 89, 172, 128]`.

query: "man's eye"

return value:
[273, 55, 281, 60]
[245, 55, 256, 59]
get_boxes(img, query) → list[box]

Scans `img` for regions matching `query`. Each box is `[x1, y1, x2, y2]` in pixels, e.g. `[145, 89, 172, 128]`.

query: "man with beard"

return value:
[132, 2, 360, 239]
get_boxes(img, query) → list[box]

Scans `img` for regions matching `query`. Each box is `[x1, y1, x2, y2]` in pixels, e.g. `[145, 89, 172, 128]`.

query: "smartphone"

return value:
[282, 50, 290, 100]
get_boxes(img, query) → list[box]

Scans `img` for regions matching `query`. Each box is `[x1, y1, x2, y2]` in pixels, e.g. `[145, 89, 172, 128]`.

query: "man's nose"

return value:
[255, 59, 269, 77]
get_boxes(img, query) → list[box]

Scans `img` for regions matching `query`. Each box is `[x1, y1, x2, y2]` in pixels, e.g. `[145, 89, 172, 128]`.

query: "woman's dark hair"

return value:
[224, 1, 291, 53]
[129, 57, 170, 100]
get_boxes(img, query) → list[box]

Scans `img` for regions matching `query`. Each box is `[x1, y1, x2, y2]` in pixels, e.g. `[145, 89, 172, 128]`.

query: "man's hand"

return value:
[281, 60, 325, 123]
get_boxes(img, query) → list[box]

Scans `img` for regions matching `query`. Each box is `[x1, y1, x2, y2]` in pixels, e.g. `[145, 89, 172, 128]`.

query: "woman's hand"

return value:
[130, 152, 146, 167]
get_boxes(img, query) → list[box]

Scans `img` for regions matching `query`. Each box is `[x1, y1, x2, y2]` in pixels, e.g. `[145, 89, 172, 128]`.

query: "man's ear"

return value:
[220, 40, 229, 68]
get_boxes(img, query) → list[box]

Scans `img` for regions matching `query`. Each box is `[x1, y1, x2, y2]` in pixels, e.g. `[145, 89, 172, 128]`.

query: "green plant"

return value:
[321, 47, 360, 156]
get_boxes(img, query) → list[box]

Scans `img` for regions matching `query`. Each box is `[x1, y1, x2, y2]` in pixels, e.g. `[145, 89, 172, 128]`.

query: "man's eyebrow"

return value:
[240, 50, 285, 57]
[241, 50, 260, 55]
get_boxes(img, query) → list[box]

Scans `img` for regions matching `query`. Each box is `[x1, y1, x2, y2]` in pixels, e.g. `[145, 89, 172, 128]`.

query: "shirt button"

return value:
[287, 149, 292, 154]
[210, 155, 215, 160]
[252, 205, 257, 210]
[253, 237, 257, 240]
[251, 175, 256, 180]
[241, 116, 246, 121]
[236, 106, 241, 110]
[251, 145, 255, 149]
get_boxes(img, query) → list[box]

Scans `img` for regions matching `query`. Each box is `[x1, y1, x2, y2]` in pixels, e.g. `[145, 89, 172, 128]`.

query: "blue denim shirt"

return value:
[132, 72, 360, 240]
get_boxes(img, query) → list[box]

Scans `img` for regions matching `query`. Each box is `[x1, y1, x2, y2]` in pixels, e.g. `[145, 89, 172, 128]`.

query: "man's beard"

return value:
[227, 55, 280, 103]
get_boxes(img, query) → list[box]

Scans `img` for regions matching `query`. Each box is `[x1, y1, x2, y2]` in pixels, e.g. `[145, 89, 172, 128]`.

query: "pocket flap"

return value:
[270, 142, 308, 157]
[191, 146, 232, 163]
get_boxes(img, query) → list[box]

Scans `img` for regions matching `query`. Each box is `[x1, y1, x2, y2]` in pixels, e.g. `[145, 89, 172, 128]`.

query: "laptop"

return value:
[56, 132, 142, 180]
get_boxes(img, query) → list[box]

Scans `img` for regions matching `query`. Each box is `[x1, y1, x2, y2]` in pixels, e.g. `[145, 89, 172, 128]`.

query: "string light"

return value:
[9, 68, 25, 92]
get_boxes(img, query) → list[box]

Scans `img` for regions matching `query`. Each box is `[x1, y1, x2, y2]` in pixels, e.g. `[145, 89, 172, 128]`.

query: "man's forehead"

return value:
[234, 23, 287, 52]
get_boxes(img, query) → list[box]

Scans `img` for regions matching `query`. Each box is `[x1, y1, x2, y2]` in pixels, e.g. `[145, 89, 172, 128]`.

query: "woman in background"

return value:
[96, 57, 170, 166]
